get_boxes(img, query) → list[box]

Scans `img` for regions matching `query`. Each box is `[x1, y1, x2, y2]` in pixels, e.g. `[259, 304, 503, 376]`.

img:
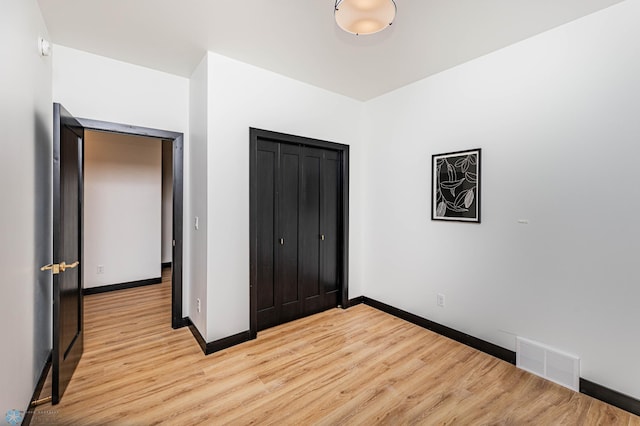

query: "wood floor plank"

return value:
[584, 399, 631, 426]
[630, 412, 640, 426]
[32, 269, 640, 425]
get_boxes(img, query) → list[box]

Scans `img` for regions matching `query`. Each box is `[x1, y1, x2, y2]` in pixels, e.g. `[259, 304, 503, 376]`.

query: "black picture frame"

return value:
[432, 148, 481, 223]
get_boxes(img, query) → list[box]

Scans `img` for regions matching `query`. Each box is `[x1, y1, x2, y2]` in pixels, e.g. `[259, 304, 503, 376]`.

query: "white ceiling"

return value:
[37, 0, 624, 101]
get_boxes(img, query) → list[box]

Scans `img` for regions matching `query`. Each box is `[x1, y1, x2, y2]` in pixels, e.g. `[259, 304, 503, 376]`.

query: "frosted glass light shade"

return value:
[335, 0, 397, 35]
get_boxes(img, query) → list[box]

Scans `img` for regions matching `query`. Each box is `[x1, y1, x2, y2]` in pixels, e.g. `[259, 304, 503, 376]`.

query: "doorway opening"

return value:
[77, 118, 186, 329]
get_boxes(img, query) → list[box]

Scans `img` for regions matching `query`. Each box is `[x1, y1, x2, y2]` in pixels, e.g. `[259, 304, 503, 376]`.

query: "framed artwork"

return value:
[432, 148, 481, 223]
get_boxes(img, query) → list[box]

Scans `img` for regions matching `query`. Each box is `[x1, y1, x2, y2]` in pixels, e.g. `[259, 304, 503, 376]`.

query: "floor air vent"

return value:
[516, 337, 580, 391]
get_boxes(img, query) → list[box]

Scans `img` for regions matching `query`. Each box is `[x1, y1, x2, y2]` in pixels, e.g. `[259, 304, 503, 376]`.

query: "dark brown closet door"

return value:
[255, 138, 341, 331]
[300, 147, 323, 314]
[278, 144, 302, 323]
[256, 141, 302, 330]
[320, 149, 340, 309]
[300, 147, 340, 314]
[256, 140, 278, 330]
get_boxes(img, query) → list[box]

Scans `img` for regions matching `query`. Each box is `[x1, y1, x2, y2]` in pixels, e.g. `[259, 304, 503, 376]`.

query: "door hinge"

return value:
[173, 240, 176, 247]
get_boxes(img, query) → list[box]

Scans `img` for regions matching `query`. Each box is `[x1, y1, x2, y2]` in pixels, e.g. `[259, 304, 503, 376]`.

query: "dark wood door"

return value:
[255, 140, 278, 329]
[255, 139, 340, 331]
[52, 103, 84, 404]
[278, 144, 302, 323]
[256, 141, 303, 330]
[319, 149, 340, 309]
[301, 147, 340, 314]
[300, 147, 323, 314]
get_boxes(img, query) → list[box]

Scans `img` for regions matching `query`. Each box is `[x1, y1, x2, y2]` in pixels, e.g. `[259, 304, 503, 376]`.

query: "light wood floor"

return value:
[33, 270, 640, 425]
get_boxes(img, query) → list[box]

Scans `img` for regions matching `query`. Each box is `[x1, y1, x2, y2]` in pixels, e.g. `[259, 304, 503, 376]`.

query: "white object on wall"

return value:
[516, 336, 580, 392]
[38, 37, 51, 56]
[517, 337, 580, 391]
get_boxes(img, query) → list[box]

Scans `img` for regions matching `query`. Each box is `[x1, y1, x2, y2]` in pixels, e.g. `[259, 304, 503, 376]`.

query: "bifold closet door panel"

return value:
[321, 149, 340, 309]
[256, 141, 278, 329]
[278, 144, 302, 323]
[300, 147, 323, 314]
[255, 137, 342, 331]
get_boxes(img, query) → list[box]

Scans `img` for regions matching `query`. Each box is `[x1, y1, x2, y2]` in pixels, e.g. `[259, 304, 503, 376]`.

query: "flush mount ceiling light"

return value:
[334, 0, 397, 36]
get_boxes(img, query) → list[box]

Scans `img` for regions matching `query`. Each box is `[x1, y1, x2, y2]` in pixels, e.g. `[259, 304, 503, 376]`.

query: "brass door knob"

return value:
[60, 261, 79, 272]
[40, 261, 79, 274]
[40, 264, 60, 274]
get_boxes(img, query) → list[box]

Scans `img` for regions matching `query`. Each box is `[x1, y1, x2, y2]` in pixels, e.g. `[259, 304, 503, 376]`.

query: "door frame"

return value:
[249, 127, 350, 338]
[77, 118, 187, 329]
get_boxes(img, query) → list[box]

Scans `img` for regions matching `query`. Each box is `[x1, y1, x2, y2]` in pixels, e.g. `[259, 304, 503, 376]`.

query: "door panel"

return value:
[52, 103, 84, 404]
[256, 142, 278, 329]
[59, 125, 81, 354]
[321, 151, 340, 308]
[279, 145, 301, 322]
[301, 147, 322, 313]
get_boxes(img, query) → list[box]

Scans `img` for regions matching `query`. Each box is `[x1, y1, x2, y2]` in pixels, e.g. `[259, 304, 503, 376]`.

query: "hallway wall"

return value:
[0, 0, 53, 415]
[84, 131, 162, 289]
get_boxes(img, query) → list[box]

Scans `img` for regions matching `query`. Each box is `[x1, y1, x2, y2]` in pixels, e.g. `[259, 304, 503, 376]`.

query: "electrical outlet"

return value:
[437, 293, 445, 307]
[196, 298, 201, 313]
[97, 265, 104, 274]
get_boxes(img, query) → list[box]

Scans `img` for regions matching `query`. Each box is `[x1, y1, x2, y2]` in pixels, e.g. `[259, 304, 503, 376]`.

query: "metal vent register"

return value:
[516, 337, 580, 391]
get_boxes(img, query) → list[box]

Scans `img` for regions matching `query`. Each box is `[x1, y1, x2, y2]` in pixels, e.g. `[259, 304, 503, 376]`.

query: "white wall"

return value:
[362, 0, 640, 400]
[188, 55, 209, 337]
[204, 52, 365, 341]
[84, 131, 162, 288]
[52, 46, 189, 133]
[162, 140, 173, 264]
[0, 0, 52, 414]
[52, 45, 191, 311]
